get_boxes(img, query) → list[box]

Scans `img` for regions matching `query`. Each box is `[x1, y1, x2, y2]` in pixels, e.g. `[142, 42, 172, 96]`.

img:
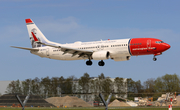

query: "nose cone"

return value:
[163, 43, 171, 51]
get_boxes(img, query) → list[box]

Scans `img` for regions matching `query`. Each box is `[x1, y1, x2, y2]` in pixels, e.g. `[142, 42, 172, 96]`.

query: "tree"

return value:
[126, 78, 136, 100]
[69, 75, 77, 94]
[162, 74, 180, 92]
[98, 73, 105, 79]
[21, 79, 31, 95]
[154, 77, 164, 92]
[51, 77, 59, 97]
[31, 77, 41, 95]
[154, 74, 180, 92]
[6, 80, 22, 94]
[102, 78, 113, 93]
[114, 77, 124, 93]
[78, 73, 91, 93]
[58, 76, 65, 94]
[127, 78, 136, 93]
[78, 73, 91, 101]
[40, 76, 51, 97]
[97, 73, 106, 92]
[143, 78, 155, 93]
[90, 78, 100, 93]
[63, 77, 73, 94]
[134, 80, 143, 97]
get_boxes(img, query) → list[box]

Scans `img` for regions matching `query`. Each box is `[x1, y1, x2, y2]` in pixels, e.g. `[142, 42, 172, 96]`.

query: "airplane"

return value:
[11, 19, 171, 66]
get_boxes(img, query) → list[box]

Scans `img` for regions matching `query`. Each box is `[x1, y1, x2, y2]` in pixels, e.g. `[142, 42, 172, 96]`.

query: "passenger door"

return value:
[147, 40, 151, 52]
[46, 48, 49, 56]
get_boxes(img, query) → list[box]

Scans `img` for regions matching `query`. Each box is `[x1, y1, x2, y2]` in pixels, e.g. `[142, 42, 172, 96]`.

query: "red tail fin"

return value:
[25, 19, 33, 24]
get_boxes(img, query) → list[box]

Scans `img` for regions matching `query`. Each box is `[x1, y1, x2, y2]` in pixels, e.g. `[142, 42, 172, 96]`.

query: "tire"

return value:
[153, 57, 157, 61]
[86, 60, 92, 66]
[98, 60, 105, 66]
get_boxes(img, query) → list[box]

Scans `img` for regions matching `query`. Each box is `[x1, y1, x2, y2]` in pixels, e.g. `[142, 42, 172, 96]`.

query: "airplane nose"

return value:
[164, 43, 171, 50]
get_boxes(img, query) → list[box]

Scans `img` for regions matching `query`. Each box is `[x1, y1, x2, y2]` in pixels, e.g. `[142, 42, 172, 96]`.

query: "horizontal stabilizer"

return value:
[11, 46, 39, 51]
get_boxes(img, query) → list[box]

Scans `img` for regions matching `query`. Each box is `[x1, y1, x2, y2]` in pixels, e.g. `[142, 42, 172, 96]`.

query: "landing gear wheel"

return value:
[153, 57, 157, 61]
[86, 60, 92, 66]
[98, 60, 105, 66]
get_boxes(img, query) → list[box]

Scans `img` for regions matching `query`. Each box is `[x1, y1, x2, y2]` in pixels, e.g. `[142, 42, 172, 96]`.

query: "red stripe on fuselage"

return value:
[129, 38, 170, 56]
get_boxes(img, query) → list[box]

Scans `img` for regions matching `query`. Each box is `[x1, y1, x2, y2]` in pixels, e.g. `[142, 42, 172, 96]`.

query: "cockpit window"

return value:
[160, 41, 164, 43]
[156, 41, 164, 44]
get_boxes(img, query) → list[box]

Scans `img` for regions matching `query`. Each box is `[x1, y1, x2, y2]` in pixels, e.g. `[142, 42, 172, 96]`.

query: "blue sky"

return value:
[0, 0, 179, 83]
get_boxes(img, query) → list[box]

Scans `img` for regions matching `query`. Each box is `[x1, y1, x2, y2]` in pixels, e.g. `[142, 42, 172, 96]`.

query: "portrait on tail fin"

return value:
[30, 28, 42, 48]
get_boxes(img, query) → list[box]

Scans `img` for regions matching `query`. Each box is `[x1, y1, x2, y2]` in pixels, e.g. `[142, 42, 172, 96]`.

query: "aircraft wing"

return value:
[31, 32, 93, 57]
[41, 42, 93, 57]
[11, 46, 39, 51]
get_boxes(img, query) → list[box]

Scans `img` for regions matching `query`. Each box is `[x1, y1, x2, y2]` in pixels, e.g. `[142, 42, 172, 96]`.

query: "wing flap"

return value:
[11, 46, 39, 51]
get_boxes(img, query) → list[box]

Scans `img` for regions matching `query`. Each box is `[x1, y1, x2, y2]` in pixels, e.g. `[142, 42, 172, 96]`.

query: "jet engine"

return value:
[113, 56, 131, 61]
[92, 51, 110, 60]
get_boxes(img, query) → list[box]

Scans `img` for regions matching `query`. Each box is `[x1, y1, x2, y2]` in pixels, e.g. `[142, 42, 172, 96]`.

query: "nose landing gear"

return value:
[153, 53, 162, 61]
[153, 56, 157, 61]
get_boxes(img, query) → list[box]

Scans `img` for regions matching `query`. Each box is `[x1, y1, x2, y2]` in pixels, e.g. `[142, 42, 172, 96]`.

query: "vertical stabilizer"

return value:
[25, 19, 50, 48]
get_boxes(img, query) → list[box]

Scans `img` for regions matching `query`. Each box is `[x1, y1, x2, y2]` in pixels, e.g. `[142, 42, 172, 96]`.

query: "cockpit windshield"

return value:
[156, 41, 164, 43]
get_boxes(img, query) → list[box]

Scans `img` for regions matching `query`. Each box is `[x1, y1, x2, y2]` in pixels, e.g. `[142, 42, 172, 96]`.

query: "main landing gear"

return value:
[98, 60, 105, 66]
[86, 60, 105, 66]
[86, 60, 92, 66]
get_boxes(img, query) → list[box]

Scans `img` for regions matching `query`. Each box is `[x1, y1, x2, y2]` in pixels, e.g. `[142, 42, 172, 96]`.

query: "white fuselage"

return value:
[31, 38, 131, 60]
[12, 19, 171, 66]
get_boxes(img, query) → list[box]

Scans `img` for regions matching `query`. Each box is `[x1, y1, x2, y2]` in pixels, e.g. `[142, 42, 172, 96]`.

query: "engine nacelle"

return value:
[113, 56, 131, 61]
[92, 51, 110, 60]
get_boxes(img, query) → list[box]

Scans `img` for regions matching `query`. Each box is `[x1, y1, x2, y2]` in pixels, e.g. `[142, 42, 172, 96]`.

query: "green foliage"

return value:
[4, 72, 180, 101]
[78, 73, 91, 93]
[5, 79, 22, 94]
[102, 78, 113, 93]
[143, 78, 155, 93]
[98, 73, 105, 79]
[154, 73, 180, 92]
[114, 77, 124, 93]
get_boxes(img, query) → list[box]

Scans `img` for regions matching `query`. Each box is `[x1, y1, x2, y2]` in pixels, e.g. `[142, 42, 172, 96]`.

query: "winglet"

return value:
[25, 19, 33, 24]
[31, 32, 39, 42]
